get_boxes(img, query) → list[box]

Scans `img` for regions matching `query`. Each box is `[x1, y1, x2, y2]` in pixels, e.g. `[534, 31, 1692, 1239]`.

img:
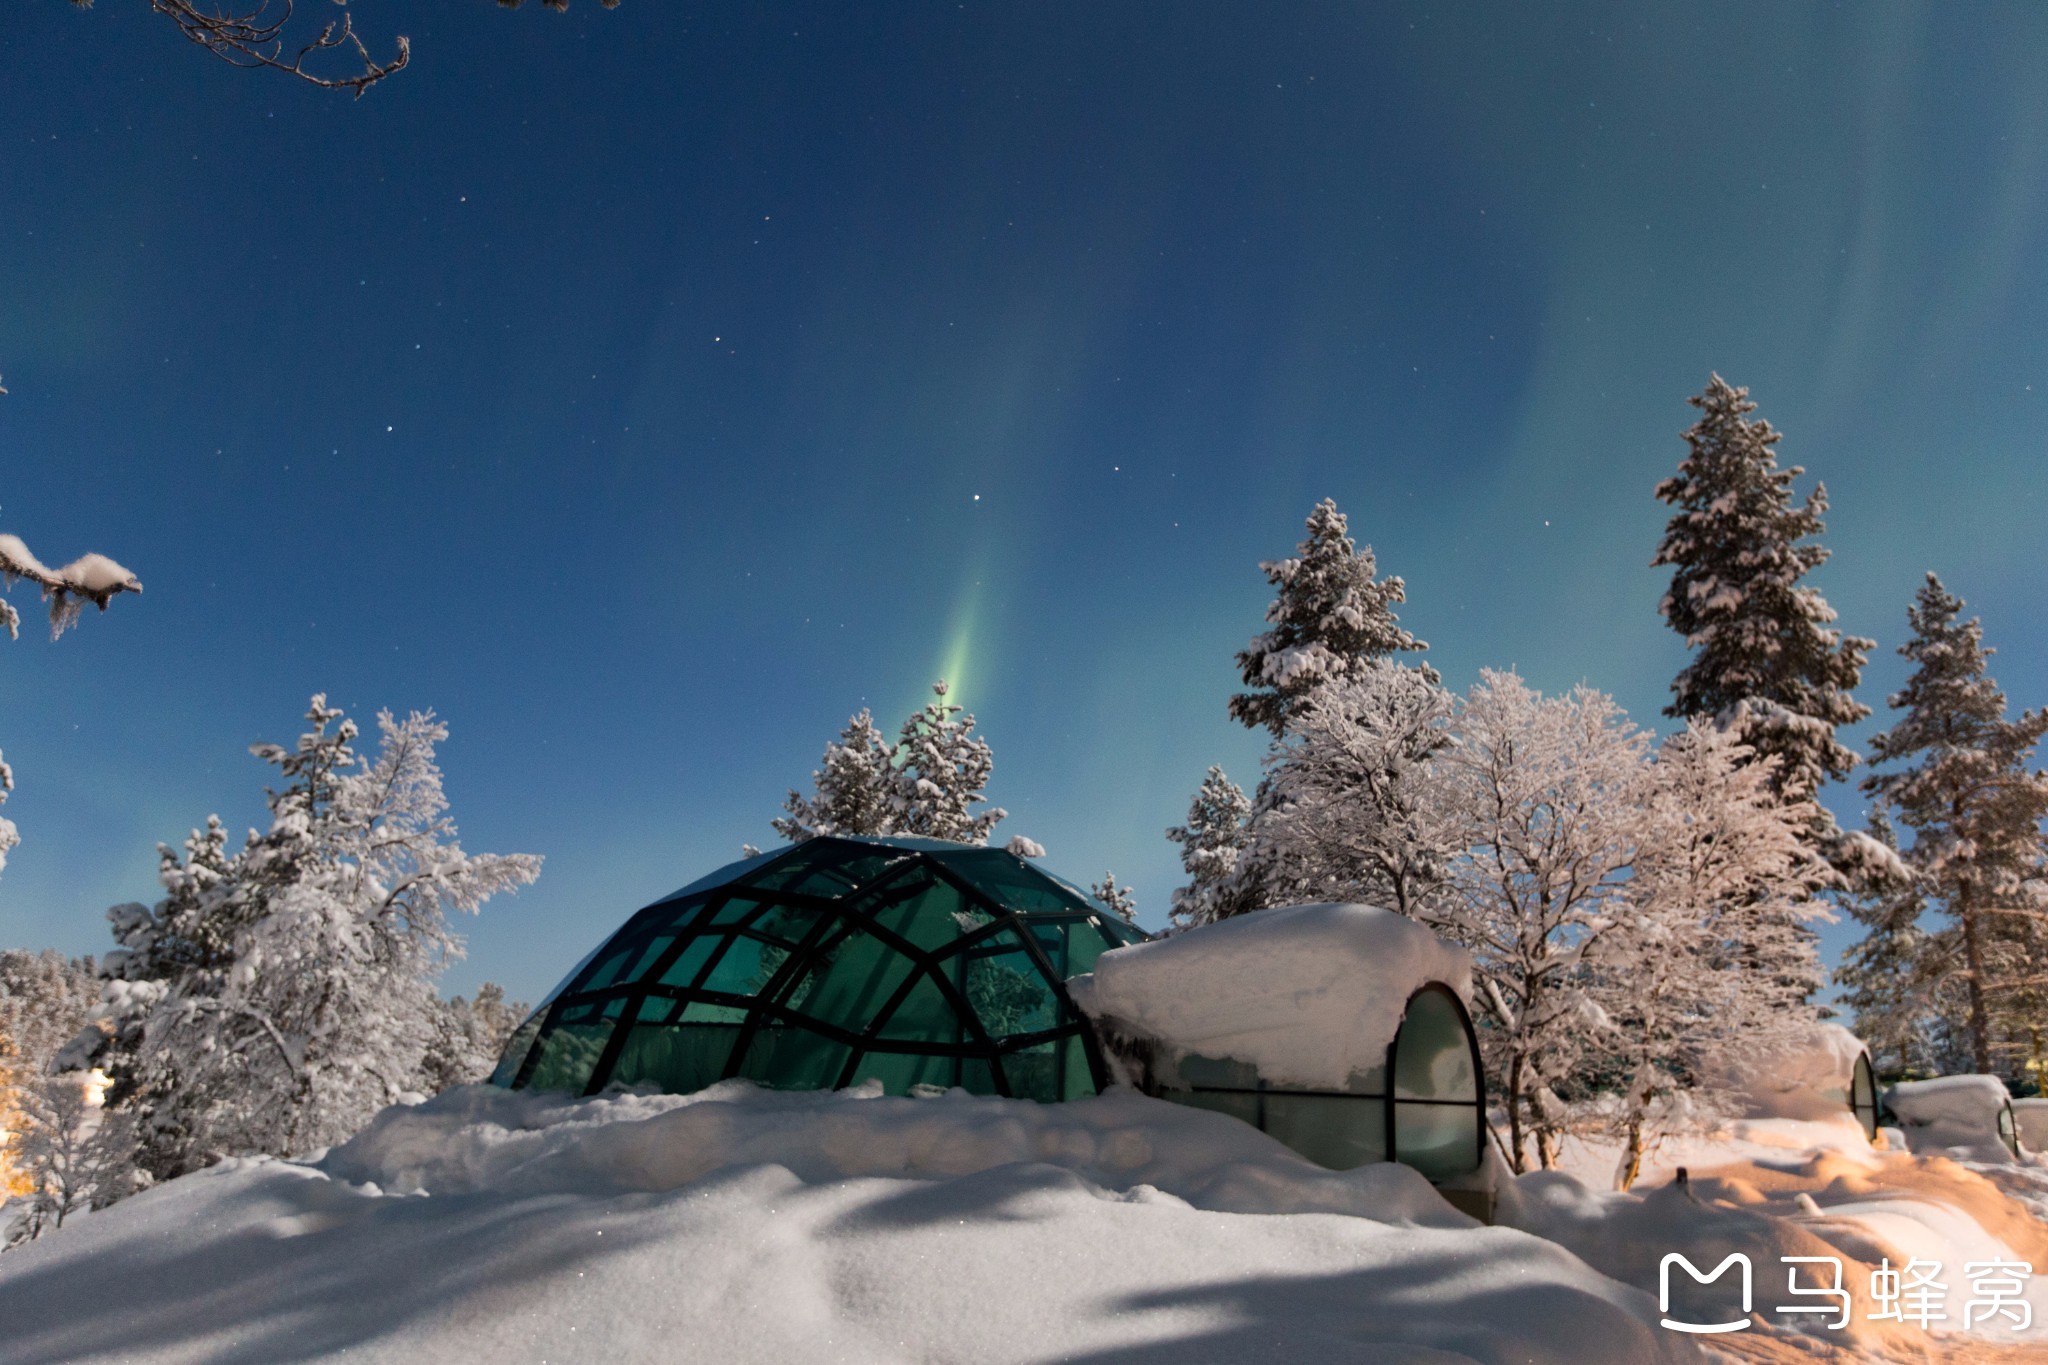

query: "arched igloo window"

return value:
[1851, 1051, 1879, 1141]
[1149, 981, 1484, 1182]
[1389, 984, 1484, 1181]
[492, 837, 1145, 1102]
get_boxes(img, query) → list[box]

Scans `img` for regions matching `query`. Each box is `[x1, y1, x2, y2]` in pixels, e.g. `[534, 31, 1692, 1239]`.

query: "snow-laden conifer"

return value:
[773, 709, 898, 841]
[1089, 872, 1137, 924]
[887, 682, 1006, 844]
[1164, 766, 1253, 928]
[1230, 499, 1426, 737]
[1860, 574, 2048, 1074]
[1652, 376, 1873, 867]
[81, 697, 540, 1179]
[1835, 805, 1938, 1077]
[418, 983, 530, 1094]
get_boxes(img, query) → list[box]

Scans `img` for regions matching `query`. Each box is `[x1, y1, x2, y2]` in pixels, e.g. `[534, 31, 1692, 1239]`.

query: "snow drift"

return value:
[0, 1081, 1693, 1364]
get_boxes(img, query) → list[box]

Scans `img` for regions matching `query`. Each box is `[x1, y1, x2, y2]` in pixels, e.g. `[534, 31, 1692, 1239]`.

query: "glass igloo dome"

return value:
[493, 836, 1147, 1102]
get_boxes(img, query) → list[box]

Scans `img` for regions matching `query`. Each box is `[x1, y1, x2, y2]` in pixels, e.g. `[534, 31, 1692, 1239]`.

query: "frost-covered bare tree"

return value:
[1234, 663, 1459, 922]
[78, 696, 541, 1178]
[1592, 722, 1831, 1189]
[65, 0, 619, 99]
[1436, 671, 1650, 1173]
[0, 951, 124, 1247]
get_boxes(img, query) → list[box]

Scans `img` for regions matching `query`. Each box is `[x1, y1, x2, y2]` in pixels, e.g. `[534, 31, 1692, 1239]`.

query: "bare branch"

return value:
[134, 0, 411, 98]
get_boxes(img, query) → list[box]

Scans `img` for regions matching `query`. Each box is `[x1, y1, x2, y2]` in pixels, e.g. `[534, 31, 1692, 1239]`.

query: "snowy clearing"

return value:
[7, 1082, 2048, 1362]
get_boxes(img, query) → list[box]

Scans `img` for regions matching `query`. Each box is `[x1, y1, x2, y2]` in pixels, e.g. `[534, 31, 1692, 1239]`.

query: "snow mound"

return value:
[0, 1083, 1696, 1364]
[1068, 902, 1471, 1090]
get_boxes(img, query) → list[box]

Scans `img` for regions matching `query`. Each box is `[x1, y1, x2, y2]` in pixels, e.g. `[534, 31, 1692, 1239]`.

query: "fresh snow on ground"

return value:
[1068, 902, 1471, 1089]
[8, 1079, 2048, 1362]
[0, 1081, 1687, 1364]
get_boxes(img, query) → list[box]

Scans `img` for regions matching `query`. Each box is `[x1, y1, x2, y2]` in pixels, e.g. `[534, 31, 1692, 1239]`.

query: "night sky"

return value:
[3, 3, 2046, 1007]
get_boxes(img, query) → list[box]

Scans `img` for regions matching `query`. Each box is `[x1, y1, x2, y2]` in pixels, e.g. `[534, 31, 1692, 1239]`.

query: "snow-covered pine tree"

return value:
[1089, 872, 1137, 924]
[1596, 721, 1831, 1189]
[1236, 664, 1458, 922]
[1860, 574, 2048, 1075]
[417, 983, 531, 1093]
[1229, 499, 1427, 738]
[772, 709, 898, 842]
[888, 681, 1006, 844]
[1651, 376, 1873, 866]
[1435, 671, 1650, 1173]
[84, 697, 541, 1177]
[1835, 805, 1937, 1078]
[1164, 766, 1253, 928]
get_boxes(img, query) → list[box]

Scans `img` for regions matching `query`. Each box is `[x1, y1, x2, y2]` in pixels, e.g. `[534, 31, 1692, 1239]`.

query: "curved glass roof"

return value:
[494, 836, 1148, 1102]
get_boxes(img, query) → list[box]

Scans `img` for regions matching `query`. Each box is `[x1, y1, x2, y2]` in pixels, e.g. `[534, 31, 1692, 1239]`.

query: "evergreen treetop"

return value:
[1652, 375, 1871, 805]
[1230, 499, 1426, 737]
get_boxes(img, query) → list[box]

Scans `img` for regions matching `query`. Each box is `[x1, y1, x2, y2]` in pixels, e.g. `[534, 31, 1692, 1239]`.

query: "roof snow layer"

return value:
[1067, 902, 1472, 1090]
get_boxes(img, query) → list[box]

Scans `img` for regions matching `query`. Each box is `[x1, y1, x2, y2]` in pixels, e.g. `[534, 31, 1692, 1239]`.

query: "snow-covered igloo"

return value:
[1067, 903, 1487, 1189]
[1886, 1075, 2021, 1159]
[491, 836, 1147, 1101]
[1726, 1023, 1883, 1142]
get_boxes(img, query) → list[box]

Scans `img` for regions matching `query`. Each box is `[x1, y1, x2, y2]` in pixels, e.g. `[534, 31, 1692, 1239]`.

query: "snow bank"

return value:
[1068, 902, 1471, 1090]
[0, 1082, 1696, 1364]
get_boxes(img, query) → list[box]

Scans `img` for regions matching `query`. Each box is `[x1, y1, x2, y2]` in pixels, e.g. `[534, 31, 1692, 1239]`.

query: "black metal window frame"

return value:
[508, 838, 1138, 1100]
[1154, 982, 1487, 1174]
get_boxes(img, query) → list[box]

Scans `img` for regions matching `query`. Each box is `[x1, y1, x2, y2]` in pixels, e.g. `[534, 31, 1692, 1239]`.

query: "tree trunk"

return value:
[1619, 1110, 1644, 1191]
[1506, 1050, 1527, 1174]
[1959, 880, 1993, 1075]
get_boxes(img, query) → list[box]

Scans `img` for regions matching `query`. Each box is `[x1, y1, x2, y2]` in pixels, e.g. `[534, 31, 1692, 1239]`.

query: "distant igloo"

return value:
[492, 836, 1146, 1101]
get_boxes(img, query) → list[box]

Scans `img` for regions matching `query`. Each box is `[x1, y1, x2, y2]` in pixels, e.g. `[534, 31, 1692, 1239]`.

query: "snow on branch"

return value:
[0, 533, 142, 640]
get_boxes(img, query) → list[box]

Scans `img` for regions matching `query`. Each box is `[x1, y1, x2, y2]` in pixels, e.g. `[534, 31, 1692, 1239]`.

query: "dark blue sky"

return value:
[4, 2, 2046, 1005]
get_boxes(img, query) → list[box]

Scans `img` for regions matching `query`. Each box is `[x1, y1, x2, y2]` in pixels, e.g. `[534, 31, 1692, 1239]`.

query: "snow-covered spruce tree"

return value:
[887, 681, 1006, 844]
[1651, 376, 1874, 870]
[1835, 805, 1939, 1078]
[1164, 766, 1253, 928]
[1860, 574, 2048, 1075]
[1436, 671, 1650, 1173]
[1594, 722, 1831, 1190]
[772, 708, 898, 842]
[88, 697, 541, 1177]
[1089, 872, 1137, 924]
[1229, 498, 1427, 738]
[1234, 663, 1459, 923]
